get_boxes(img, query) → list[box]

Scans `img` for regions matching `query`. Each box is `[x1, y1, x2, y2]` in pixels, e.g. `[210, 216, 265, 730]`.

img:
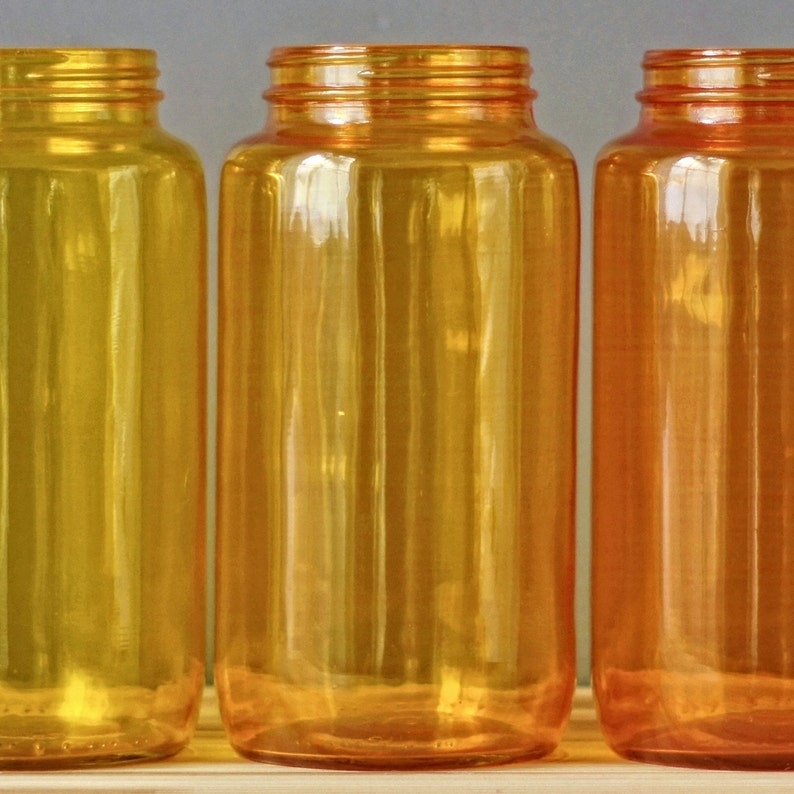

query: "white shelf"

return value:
[2, 688, 793, 792]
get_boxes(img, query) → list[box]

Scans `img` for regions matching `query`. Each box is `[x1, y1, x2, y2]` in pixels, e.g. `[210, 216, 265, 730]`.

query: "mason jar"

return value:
[216, 44, 578, 769]
[593, 48, 794, 770]
[0, 48, 206, 767]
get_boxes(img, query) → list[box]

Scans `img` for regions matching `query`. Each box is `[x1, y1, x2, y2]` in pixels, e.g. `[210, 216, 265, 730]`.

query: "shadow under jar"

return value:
[593, 48, 794, 770]
[215, 44, 579, 770]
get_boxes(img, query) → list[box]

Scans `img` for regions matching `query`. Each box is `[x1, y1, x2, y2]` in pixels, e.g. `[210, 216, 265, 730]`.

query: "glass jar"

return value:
[593, 49, 794, 769]
[216, 44, 578, 769]
[0, 49, 206, 767]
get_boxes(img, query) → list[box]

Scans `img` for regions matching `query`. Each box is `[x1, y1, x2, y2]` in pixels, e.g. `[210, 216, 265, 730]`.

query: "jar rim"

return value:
[639, 48, 794, 106]
[0, 47, 158, 71]
[268, 43, 529, 66]
[0, 47, 156, 55]
[0, 48, 162, 103]
[265, 44, 533, 106]
[643, 48, 794, 68]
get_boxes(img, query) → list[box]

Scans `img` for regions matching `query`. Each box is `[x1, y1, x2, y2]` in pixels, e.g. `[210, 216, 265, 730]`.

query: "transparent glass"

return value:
[216, 44, 578, 769]
[0, 49, 206, 767]
[593, 49, 794, 770]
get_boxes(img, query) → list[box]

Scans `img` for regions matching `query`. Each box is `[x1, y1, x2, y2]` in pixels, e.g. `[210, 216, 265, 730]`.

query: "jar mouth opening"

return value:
[265, 44, 533, 105]
[0, 48, 162, 102]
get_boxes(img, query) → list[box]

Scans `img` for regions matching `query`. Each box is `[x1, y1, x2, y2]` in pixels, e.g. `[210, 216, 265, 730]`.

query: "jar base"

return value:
[616, 710, 794, 771]
[0, 675, 201, 769]
[230, 712, 556, 770]
[598, 669, 794, 770]
[0, 719, 186, 769]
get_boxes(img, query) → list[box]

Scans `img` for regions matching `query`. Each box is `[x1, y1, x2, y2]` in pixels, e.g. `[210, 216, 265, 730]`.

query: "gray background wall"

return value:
[2, 0, 792, 683]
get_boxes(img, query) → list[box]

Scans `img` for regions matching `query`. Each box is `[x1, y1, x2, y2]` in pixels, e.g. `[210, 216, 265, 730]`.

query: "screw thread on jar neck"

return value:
[0, 49, 162, 125]
[264, 44, 536, 133]
[638, 49, 794, 124]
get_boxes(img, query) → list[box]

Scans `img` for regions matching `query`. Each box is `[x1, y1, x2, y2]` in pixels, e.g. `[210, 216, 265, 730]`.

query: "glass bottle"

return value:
[216, 44, 578, 769]
[0, 49, 206, 767]
[593, 49, 794, 769]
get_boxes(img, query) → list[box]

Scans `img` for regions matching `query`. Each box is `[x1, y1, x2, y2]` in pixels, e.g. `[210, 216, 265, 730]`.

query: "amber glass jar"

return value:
[0, 49, 206, 767]
[216, 44, 578, 769]
[593, 49, 794, 769]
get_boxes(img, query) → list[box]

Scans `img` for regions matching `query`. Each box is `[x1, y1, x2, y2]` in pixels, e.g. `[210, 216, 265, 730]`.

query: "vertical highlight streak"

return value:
[280, 153, 356, 666]
[369, 171, 387, 674]
[746, 173, 762, 669]
[31, 176, 57, 679]
[105, 168, 142, 668]
[473, 162, 519, 668]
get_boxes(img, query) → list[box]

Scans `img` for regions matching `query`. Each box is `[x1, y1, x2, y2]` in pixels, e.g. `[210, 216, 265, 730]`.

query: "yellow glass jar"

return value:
[0, 49, 206, 767]
[216, 44, 578, 769]
[593, 49, 794, 769]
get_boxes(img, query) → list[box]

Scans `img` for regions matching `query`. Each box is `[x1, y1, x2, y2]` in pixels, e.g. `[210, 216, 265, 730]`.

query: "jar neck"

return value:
[0, 49, 162, 126]
[263, 45, 536, 138]
[638, 49, 794, 125]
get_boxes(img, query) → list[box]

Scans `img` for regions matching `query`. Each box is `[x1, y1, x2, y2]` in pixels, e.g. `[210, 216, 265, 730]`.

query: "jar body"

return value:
[0, 50, 207, 767]
[593, 49, 794, 769]
[216, 45, 578, 770]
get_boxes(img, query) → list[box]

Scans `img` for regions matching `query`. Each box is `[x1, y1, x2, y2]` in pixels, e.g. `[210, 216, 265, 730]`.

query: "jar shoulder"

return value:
[222, 127, 576, 175]
[0, 124, 204, 175]
[596, 122, 794, 172]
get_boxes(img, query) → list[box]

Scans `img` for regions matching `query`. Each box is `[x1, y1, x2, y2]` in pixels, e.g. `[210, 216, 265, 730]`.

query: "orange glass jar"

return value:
[216, 44, 578, 769]
[593, 49, 794, 769]
[0, 49, 206, 767]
